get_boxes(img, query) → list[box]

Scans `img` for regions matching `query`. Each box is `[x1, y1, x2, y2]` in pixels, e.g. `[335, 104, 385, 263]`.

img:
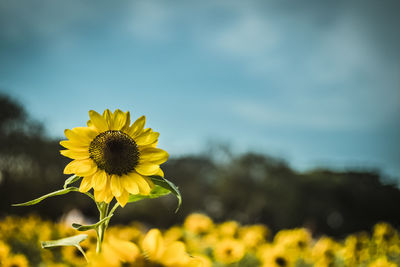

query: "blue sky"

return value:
[1, 0, 399, 178]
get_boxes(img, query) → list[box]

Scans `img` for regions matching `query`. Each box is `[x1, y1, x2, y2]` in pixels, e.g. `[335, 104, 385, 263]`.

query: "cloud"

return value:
[124, 1, 176, 41]
[1, 0, 399, 132]
[230, 98, 357, 131]
[186, 0, 400, 131]
[0, 0, 96, 43]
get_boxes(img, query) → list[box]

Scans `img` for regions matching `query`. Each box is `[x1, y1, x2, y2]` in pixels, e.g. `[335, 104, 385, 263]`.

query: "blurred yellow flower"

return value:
[311, 236, 340, 267]
[107, 224, 143, 243]
[372, 222, 400, 256]
[342, 233, 370, 265]
[0, 241, 10, 262]
[62, 245, 87, 265]
[163, 226, 184, 244]
[213, 238, 245, 264]
[142, 228, 201, 267]
[2, 254, 29, 267]
[368, 257, 397, 267]
[373, 222, 398, 245]
[184, 213, 214, 235]
[218, 220, 239, 238]
[88, 235, 140, 267]
[60, 109, 169, 207]
[259, 245, 294, 267]
[192, 253, 213, 267]
[239, 224, 269, 249]
[273, 228, 311, 251]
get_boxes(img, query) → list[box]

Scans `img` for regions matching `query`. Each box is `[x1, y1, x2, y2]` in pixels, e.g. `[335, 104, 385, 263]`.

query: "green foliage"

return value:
[72, 215, 113, 231]
[63, 175, 81, 189]
[128, 185, 170, 202]
[41, 234, 88, 261]
[41, 234, 88, 249]
[12, 187, 79, 206]
[150, 176, 182, 212]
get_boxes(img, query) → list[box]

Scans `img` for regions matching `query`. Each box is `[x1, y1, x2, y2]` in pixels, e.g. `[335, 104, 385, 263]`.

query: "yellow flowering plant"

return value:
[13, 109, 181, 261]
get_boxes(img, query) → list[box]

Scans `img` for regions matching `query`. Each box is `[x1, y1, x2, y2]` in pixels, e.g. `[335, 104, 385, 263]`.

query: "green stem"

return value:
[76, 245, 89, 262]
[105, 203, 119, 229]
[96, 202, 109, 254]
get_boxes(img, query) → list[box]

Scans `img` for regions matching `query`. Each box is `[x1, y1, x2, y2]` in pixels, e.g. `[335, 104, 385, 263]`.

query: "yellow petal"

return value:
[121, 174, 139, 194]
[122, 111, 131, 131]
[161, 241, 187, 266]
[135, 163, 160, 176]
[143, 176, 155, 188]
[92, 171, 108, 191]
[108, 236, 140, 262]
[129, 172, 152, 195]
[95, 180, 114, 203]
[155, 168, 164, 177]
[74, 126, 98, 139]
[64, 128, 97, 145]
[59, 140, 88, 151]
[89, 110, 109, 132]
[110, 175, 122, 197]
[116, 189, 130, 207]
[127, 116, 146, 137]
[60, 149, 90, 160]
[104, 188, 114, 203]
[139, 148, 169, 165]
[135, 131, 159, 146]
[63, 159, 97, 176]
[94, 188, 105, 202]
[86, 119, 98, 131]
[111, 109, 127, 130]
[102, 109, 112, 128]
[142, 229, 164, 261]
[140, 140, 159, 149]
[101, 243, 121, 266]
[79, 176, 93, 192]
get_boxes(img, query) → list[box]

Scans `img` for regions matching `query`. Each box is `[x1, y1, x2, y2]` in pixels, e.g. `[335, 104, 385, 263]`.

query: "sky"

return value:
[0, 0, 399, 178]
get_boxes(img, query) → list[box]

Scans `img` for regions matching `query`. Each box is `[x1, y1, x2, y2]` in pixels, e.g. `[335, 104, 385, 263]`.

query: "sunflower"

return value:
[368, 257, 398, 267]
[2, 254, 29, 267]
[213, 238, 245, 264]
[60, 109, 169, 207]
[142, 228, 200, 267]
[259, 245, 294, 267]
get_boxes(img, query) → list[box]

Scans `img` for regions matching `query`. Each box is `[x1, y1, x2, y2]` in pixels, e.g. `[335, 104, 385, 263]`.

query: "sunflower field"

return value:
[1, 99, 400, 267]
[1, 213, 399, 267]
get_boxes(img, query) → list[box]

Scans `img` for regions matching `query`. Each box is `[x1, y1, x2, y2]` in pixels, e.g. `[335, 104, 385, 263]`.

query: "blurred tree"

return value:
[0, 93, 93, 220]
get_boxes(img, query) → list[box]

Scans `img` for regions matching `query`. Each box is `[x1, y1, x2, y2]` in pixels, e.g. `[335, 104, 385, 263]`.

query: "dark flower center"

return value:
[275, 256, 287, 266]
[225, 248, 233, 256]
[89, 130, 139, 175]
[298, 240, 306, 249]
[324, 250, 335, 260]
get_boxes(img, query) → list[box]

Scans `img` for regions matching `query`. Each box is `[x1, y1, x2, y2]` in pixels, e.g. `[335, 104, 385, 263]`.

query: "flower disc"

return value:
[89, 130, 139, 176]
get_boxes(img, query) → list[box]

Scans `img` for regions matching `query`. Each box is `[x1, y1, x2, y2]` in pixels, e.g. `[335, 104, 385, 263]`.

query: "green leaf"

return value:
[149, 176, 182, 212]
[41, 234, 88, 249]
[154, 177, 181, 212]
[63, 175, 81, 189]
[41, 234, 89, 262]
[128, 185, 171, 203]
[12, 187, 79, 207]
[72, 214, 113, 231]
